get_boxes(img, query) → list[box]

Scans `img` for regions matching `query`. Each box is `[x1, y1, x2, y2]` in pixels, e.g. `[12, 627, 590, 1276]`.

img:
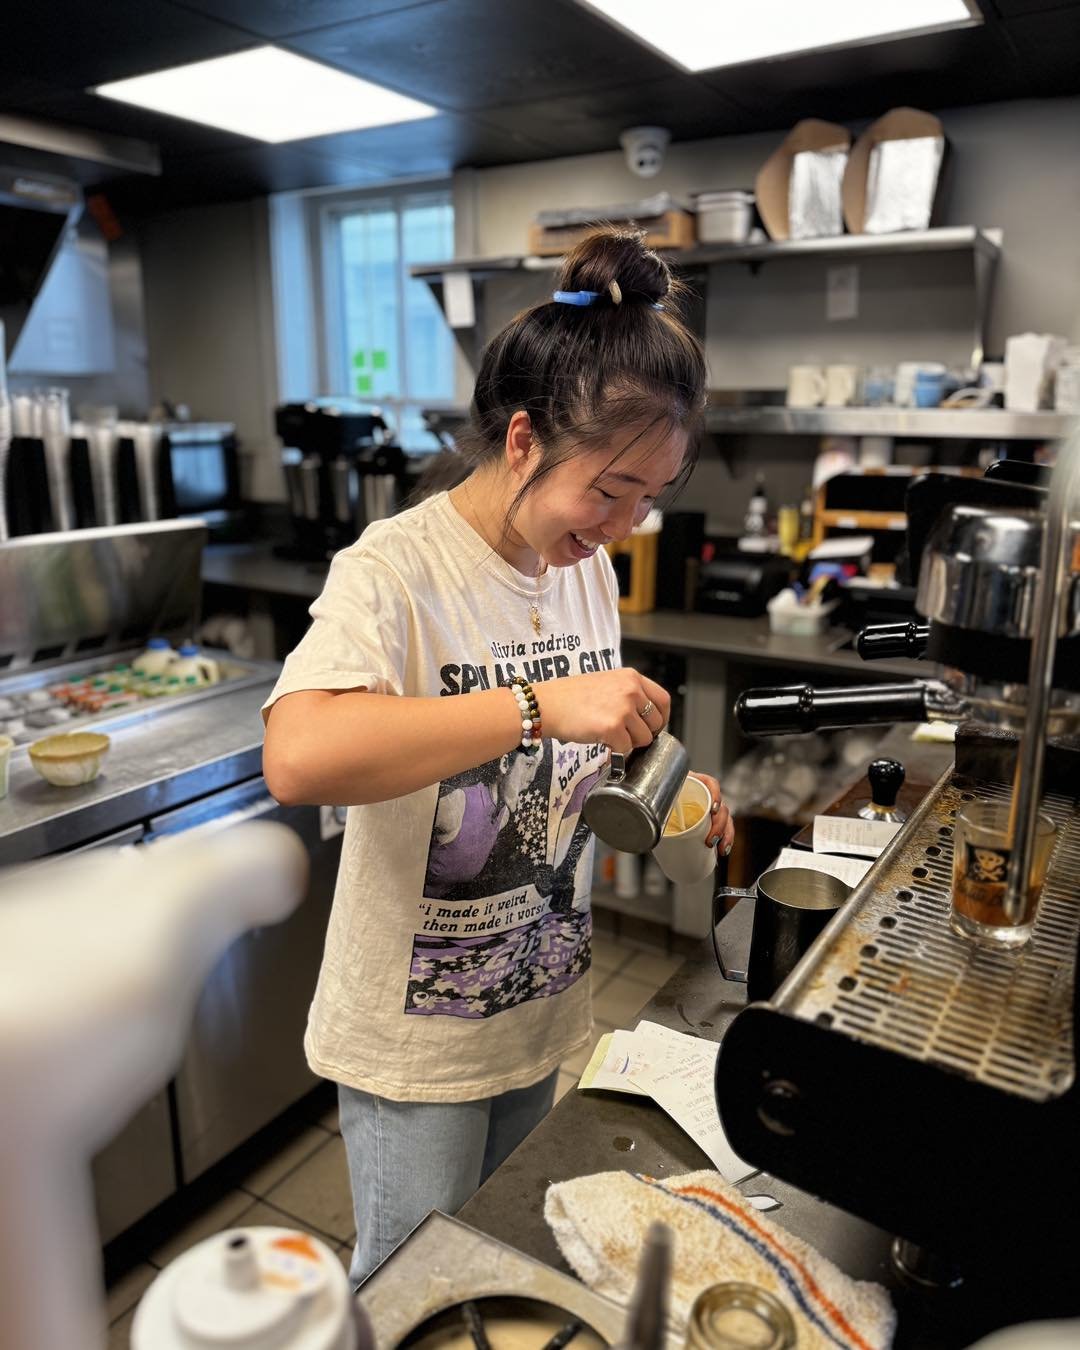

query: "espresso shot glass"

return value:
[950, 801, 1058, 949]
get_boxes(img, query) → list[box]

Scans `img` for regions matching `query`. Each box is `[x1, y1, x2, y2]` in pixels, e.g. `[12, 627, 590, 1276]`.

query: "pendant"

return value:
[529, 603, 542, 636]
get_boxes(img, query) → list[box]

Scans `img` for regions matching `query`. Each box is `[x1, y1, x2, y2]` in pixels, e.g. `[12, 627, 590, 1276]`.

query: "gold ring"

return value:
[639, 700, 654, 720]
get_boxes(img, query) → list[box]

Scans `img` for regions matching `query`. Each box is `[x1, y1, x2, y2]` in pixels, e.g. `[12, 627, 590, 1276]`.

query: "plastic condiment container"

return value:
[767, 588, 838, 636]
[695, 190, 755, 244]
[133, 637, 178, 676]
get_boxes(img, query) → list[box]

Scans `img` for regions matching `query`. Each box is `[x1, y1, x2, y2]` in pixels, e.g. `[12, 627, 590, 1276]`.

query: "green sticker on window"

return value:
[372, 350, 388, 371]
[352, 350, 366, 368]
[355, 373, 373, 394]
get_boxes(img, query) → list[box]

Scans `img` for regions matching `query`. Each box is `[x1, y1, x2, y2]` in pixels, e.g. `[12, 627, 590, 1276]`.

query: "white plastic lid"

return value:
[694, 190, 755, 206]
[132, 1227, 356, 1350]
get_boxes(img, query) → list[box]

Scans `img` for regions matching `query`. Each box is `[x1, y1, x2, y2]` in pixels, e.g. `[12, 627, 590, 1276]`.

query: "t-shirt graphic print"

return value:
[262, 490, 621, 1100]
[409, 736, 605, 1019]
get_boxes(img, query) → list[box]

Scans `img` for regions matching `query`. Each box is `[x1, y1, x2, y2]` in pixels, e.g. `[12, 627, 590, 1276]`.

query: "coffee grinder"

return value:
[275, 399, 405, 561]
[715, 430, 1080, 1324]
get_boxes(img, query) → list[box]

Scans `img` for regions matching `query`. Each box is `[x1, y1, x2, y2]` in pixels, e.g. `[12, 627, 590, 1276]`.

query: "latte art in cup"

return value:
[662, 799, 706, 835]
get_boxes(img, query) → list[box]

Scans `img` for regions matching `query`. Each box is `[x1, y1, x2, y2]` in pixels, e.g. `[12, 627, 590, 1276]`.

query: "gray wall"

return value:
[459, 94, 1080, 529]
[134, 93, 1079, 511]
[138, 199, 281, 503]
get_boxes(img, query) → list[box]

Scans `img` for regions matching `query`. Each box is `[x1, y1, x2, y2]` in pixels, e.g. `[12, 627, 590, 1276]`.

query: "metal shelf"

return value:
[704, 406, 1074, 441]
[409, 227, 1001, 281]
[411, 226, 1003, 375]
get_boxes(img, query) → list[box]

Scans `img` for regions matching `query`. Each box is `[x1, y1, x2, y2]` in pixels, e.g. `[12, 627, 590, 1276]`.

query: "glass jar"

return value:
[685, 1282, 796, 1350]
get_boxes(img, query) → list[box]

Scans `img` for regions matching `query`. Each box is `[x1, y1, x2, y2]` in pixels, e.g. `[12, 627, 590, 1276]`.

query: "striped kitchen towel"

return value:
[545, 1169, 895, 1350]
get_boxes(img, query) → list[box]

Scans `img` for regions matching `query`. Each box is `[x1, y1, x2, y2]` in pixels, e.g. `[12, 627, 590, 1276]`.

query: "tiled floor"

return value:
[104, 923, 685, 1345]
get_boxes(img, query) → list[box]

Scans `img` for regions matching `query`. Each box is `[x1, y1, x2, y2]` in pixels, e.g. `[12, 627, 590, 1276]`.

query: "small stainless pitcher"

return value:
[583, 730, 690, 853]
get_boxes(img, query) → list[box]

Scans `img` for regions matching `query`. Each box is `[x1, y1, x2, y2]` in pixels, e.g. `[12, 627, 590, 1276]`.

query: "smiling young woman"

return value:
[261, 227, 734, 1288]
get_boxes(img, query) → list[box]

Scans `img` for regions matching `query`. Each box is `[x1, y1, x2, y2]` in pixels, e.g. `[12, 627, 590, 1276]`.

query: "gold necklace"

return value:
[462, 479, 544, 635]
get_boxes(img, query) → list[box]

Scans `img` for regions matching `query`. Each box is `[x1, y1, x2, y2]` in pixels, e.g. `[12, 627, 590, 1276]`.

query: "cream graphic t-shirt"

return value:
[263, 491, 621, 1102]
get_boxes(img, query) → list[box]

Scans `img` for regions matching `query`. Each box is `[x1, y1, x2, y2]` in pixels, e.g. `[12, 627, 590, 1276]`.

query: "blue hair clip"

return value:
[552, 288, 665, 311]
[552, 289, 601, 306]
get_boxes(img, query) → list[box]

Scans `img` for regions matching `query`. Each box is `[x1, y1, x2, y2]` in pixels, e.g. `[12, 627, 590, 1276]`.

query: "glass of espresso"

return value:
[950, 801, 1057, 949]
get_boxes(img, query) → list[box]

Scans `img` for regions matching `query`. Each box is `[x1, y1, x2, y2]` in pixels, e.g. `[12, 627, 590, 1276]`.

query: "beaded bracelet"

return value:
[508, 675, 542, 751]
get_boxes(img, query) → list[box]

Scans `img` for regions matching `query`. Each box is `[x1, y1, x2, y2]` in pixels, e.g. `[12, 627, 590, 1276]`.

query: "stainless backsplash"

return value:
[0, 519, 206, 672]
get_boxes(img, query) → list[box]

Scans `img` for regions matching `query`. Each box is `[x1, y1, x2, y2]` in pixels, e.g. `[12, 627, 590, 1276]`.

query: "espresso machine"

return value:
[275, 399, 405, 561]
[715, 430, 1080, 1319]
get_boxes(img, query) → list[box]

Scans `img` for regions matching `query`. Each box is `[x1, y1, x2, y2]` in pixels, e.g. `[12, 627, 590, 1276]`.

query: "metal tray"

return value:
[776, 768, 1080, 1102]
[356, 1212, 650, 1350]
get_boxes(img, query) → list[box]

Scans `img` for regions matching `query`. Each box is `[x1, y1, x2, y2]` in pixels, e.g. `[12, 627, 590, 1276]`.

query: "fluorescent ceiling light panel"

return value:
[93, 47, 437, 142]
[578, 0, 978, 72]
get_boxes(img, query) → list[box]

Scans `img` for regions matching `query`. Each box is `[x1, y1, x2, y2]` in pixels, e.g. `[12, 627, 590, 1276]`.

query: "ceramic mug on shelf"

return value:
[913, 369, 947, 408]
[786, 365, 826, 408]
[894, 361, 946, 407]
[824, 363, 859, 407]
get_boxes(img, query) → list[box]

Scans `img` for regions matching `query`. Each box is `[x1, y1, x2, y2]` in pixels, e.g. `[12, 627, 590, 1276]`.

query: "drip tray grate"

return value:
[782, 772, 1080, 1102]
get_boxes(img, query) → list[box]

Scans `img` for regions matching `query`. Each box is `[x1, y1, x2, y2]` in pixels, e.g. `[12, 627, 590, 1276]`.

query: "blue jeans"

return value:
[338, 1068, 559, 1288]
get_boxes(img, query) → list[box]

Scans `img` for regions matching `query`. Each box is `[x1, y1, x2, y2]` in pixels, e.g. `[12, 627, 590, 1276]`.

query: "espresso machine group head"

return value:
[719, 431, 1080, 1322]
[276, 399, 405, 562]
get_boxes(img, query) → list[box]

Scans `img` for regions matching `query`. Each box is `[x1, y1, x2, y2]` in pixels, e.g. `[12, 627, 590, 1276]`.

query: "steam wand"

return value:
[1005, 421, 1080, 921]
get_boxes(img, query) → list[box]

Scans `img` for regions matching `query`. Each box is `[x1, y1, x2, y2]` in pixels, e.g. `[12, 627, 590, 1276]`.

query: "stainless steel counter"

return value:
[619, 609, 926, 679]
[0, 675, 277, 864]
[202, 542, 332, 601]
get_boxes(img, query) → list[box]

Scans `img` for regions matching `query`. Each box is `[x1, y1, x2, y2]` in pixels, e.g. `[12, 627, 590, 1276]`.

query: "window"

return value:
[321, 186, 455, 450]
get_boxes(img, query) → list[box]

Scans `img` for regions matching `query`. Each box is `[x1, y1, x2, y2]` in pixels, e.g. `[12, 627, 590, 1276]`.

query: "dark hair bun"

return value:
[557, 228, 671, 306]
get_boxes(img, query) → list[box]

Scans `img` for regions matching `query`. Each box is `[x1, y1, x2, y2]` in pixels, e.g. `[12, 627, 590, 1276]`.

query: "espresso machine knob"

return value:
[857, 758, 907, 824]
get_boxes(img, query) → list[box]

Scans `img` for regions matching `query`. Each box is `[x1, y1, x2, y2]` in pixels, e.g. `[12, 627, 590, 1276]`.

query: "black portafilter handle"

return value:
[735, 682, 931, 735]
[868, 757, 905, 808]
[855, 621, 931, 662]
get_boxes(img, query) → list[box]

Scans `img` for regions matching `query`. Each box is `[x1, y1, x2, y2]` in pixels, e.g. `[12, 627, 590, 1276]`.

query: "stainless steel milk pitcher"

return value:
[583, 730, 690, 853]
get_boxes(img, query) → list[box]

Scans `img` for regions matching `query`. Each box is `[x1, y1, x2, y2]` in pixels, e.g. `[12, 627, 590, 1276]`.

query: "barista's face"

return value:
[513, 419, 687, 569]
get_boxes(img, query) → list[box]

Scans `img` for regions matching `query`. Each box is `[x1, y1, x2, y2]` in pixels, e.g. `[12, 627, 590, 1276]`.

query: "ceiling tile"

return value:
[1002, 4, 1080, 71]
[166, 0, 431, 39]
[989, 0, 1080, 15]
[0, 0, 251, 90]
[301, 113, 550, 177]
[284, 0, 677, 113]
[698, 23, 1030, 128]
[106, 141, 387, 213]
[476, 75, 757, 160]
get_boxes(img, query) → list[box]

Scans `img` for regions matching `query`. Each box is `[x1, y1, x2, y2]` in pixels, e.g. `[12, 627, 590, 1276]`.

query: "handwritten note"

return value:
[579, 1020, 755, 1183]
[772, 846, 872, 888]
[813, 814, 900, 859]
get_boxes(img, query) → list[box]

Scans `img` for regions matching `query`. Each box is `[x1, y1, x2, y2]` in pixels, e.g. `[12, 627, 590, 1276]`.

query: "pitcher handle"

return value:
[711, 886, 755, 984]
[608, 752, 626, 784]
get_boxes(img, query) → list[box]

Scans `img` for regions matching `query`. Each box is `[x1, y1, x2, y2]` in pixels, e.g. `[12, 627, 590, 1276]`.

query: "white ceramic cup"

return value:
[651, 775, 717, 884]
[786, 365, 826, 408]
[824, 364, 859, 407]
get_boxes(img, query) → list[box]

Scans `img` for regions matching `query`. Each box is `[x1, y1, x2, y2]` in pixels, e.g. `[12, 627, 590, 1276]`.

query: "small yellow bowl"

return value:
[28, 731, 111, 786]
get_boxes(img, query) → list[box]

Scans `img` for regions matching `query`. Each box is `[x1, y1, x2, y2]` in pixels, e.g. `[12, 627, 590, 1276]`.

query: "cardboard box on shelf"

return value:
[755, 119, 850, 242]
[527, 208, 694, 256]
[842, 107, 946, 235]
